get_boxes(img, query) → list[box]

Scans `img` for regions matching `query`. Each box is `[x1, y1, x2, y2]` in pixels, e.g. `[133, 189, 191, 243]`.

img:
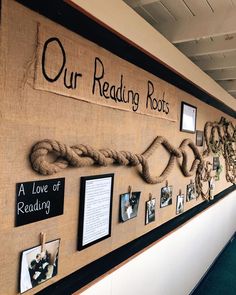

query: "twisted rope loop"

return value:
[203, 117, 236, 184]
[195, 161, 212, 200]
[30, 136, 202, 184]
[30, 117, 235, 201]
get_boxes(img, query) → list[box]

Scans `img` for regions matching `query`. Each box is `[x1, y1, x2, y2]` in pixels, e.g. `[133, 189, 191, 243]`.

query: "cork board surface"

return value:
[0, 1, 235, 294]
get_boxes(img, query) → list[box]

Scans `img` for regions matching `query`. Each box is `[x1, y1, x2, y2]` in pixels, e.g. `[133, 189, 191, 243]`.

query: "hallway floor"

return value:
[192, 234, 236, 295]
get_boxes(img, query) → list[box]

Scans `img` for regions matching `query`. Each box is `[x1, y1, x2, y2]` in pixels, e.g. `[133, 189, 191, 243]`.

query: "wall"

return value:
[0, 1, 235, 295]
[79, 190, 236, 295]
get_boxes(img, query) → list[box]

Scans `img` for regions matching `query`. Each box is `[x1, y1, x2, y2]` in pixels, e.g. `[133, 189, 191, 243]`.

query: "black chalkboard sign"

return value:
[16, 178, 65, 226]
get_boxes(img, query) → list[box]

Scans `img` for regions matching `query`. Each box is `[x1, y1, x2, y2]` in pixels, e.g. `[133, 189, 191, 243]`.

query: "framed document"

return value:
[180, 102, 197, 133]
[78, 174, 114, 250]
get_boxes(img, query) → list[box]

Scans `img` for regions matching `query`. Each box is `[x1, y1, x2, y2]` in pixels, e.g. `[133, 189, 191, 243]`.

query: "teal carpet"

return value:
[192, 235, 236, 295]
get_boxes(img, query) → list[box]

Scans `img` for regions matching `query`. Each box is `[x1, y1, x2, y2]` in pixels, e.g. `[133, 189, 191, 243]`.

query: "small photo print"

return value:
[186, 183, 196, 202]
[196, 130, 204, 147]
[120, 192, 141, 222]
[20, 239, 60, 293]
[160, 185, 173, 208]
[209, 177, 215, 191]
[213, 157, 220, 170]
[176, 194, 184, 215]
[145, 198, 156, 225]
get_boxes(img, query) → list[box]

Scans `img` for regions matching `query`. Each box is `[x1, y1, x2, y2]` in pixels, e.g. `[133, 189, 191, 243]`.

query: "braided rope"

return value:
[203, 117, 236, 184]
[30, 137, 202, 184]
[29, 117, 235, 200]
[195, 161, 212, 200]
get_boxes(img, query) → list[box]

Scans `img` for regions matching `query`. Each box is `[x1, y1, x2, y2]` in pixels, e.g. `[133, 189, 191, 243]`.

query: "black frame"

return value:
[78, 173, 114, 251]
[180, 102, 197, 133]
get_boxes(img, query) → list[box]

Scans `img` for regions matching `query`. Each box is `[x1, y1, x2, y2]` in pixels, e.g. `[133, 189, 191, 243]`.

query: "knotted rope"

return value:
[30, 136, 202, 184]
[195, 161, 212, 200]
[203, 117, 236, 184]
[29, 117, 235, 200]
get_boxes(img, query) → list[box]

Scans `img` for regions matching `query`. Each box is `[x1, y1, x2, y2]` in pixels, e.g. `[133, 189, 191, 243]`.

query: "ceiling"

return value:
[123, 0, 236, 101]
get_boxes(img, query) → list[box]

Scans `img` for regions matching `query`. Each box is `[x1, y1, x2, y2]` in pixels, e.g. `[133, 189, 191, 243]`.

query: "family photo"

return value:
[160, 185, 173, 208]
[120, 192, 141, 222]
[20, 239, 60, 293]
[186, 183, 196, 202]
[176, 194, 185, 215]
[145, 198, 156, 225]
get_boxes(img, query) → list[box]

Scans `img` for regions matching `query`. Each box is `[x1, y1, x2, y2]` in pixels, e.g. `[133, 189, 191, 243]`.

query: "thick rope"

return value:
[30, 137, 202, 184]
[29, 117, 235, 200]
[195, 161, 212, 200]
[203, 117, 236, 184]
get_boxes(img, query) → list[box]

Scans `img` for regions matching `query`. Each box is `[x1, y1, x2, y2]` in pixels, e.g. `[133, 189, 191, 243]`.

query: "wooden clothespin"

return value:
[128, 185, 132, 199]
[40, 232, 46, 253]
[166, 180, 169, 187]
[179, 189, 182, 195]
[149, 193, 153, 201]
[190, 179, 193, 184]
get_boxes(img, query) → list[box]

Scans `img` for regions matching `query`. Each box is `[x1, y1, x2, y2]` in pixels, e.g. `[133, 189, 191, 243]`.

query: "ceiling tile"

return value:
[143, 1, 176, 22]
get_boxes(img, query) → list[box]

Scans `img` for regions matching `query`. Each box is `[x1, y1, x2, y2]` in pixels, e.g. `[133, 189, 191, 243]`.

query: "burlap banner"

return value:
[35, 24, 178, 121]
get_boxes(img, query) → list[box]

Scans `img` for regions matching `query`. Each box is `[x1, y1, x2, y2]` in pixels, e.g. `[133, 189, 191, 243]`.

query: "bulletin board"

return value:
[0, 1, 235, 294]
